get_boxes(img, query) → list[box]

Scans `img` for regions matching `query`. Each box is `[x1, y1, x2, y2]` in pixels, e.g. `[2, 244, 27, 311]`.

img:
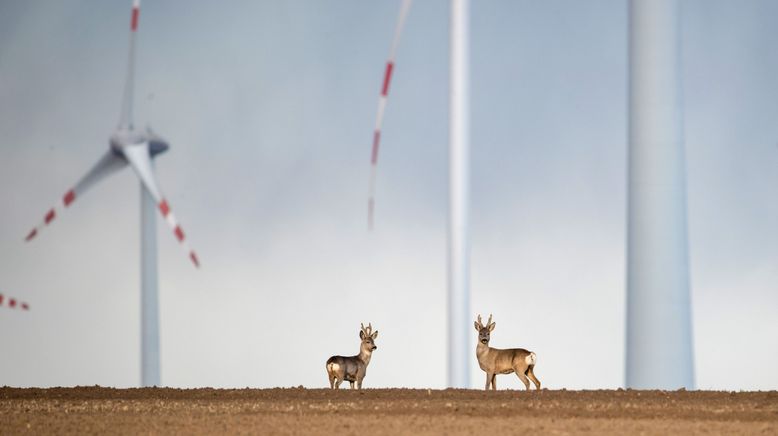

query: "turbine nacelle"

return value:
[109, 128, 169, 158]
[146, 128, 170, 157]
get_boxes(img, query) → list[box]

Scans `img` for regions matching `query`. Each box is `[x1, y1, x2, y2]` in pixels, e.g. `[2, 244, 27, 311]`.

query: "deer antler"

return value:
[487, 314, 493, 326]
[360, 322, 373, 336]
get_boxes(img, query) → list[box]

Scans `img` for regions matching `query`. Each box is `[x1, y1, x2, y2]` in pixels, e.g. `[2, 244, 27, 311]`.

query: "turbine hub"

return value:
[108, 129, 169, 158]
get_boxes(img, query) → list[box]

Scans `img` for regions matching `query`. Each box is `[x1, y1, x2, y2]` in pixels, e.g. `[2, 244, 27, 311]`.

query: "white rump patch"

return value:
[525, 352, 537, 366]
[328, 363, 340, 373]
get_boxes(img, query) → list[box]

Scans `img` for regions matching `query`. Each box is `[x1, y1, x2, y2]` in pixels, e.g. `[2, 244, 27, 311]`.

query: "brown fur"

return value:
[325, 323, 378, 389]
[475, 314, 541, 391]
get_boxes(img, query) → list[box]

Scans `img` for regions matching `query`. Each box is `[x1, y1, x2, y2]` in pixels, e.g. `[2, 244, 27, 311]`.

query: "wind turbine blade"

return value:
[0, 293, 30, 311]
[121, 143, 200, 268]
[368, 0, 413, 230]
[24, 150, 127, 241]
[118, 0, 141, 129]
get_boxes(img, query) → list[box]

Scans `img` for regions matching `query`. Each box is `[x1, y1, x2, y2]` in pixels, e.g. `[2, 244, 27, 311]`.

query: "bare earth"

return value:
[1, 387, 777, 435]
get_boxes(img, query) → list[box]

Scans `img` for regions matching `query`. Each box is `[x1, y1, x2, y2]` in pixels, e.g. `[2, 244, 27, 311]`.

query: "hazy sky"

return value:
[1, 0, 776, 390]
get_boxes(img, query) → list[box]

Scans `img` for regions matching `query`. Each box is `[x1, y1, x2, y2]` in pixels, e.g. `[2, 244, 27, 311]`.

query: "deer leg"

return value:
[334, 378, 343, 389]
[484, 372, 494, 390]
[357, 380, 362, 390]
[491, 373, 497, 391]
[349, 381, 355, 389]
[526, 365, 541, 390]
[327, 368, 336, 389]
[516, 371, 531, 391]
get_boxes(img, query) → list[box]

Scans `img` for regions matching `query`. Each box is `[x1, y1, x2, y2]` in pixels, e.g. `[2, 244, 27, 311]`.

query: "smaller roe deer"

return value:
[475, 314, 541, 391]
[325, 323, 378, 389]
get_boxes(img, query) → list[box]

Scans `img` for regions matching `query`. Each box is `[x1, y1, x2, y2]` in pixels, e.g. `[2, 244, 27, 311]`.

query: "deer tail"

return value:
[326, 357, 340, 375]
[525, 352, 537, 366]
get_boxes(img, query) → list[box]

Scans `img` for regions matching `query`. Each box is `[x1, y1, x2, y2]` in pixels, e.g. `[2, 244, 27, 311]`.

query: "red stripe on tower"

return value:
[63, 190, 76, 207]
[381, 62, 394, 96]
[9, 299, 16, 308]
[174, 226, 184, 241]
[159, 200, 170, 217]
[21, 303, 29, 310]
[0, 294, 4, 305]
[371, 131, 381, 165]
[131, 7, 140, 31]
[44, 209, 56, 224]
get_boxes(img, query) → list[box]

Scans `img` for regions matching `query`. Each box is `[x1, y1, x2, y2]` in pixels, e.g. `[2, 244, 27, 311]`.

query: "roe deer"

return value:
[475, 314, 541, 391]
[325, 323, 378, 389]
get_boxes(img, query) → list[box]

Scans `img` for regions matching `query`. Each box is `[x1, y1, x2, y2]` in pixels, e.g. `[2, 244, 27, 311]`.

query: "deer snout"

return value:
[371, 345, 378, 351]
[480, 338, 488, 344]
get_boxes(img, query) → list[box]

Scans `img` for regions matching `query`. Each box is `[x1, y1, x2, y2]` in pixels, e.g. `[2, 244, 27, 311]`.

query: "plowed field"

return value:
[2, 387, 776, 435]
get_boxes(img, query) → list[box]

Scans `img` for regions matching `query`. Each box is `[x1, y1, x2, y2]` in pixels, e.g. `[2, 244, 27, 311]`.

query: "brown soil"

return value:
[1, 387, 777, 435]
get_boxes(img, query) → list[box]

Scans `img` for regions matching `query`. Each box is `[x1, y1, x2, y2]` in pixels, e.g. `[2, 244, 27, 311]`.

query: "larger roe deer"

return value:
[325, 323, 378, 389]
[475, 314, 541, 391]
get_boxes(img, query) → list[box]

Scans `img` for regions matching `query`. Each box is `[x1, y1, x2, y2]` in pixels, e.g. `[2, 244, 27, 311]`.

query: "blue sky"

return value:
[0, 0, 776, 390]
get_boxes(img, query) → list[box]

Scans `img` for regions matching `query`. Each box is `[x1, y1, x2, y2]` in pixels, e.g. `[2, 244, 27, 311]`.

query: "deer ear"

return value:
[371, 330, 379, 339]
[474, 321, 481, 332]
[359, 330, 365, 339]
[488, 322, 496, 331]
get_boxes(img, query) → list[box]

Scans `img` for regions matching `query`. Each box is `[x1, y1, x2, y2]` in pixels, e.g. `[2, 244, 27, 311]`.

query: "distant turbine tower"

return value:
[366, 0, 471, 388]
[24, 0, 200, 387]
[626, 0, 695, 389]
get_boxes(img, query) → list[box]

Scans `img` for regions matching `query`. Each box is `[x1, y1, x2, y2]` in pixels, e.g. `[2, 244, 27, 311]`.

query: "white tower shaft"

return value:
[626, 0, 694, 389]
[448, 0, 471, 388]
[141, 178, 161, 387]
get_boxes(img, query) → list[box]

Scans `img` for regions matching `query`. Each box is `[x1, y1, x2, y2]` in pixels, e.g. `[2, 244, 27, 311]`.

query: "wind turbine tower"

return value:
[626, 0, 695, 389]
[448, 0, 471, 389]
[366, 0, 471, 387]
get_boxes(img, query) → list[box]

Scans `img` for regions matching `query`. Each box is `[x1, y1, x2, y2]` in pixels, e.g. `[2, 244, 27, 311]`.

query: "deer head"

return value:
[359, 322, 379, 351]
[474, 314, 495, 345]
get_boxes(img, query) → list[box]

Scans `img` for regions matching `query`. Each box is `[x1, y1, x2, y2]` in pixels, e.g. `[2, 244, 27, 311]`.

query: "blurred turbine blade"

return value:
[367, 0, 413, 230]
[0, 293, 30, 311]
[122, 142, 201, 268]
[24, 150, 127, 242]
[118, 0, 141, 129]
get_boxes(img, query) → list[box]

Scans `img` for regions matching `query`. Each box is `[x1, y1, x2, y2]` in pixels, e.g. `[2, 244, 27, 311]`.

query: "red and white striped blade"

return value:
[119, 0, 141, 129]
[121, 143, 201, 268]
[24, 150, 127, 242]
[131, 0, 140, 31]
[368, 0, 413, 230]
[0, 294, 30, 311]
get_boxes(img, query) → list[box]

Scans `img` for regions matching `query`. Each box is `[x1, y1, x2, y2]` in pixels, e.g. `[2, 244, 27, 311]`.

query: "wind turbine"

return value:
[367, 0, 471, 388]
[23, 0, 199, 387]
[626, 0, 694, 389]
